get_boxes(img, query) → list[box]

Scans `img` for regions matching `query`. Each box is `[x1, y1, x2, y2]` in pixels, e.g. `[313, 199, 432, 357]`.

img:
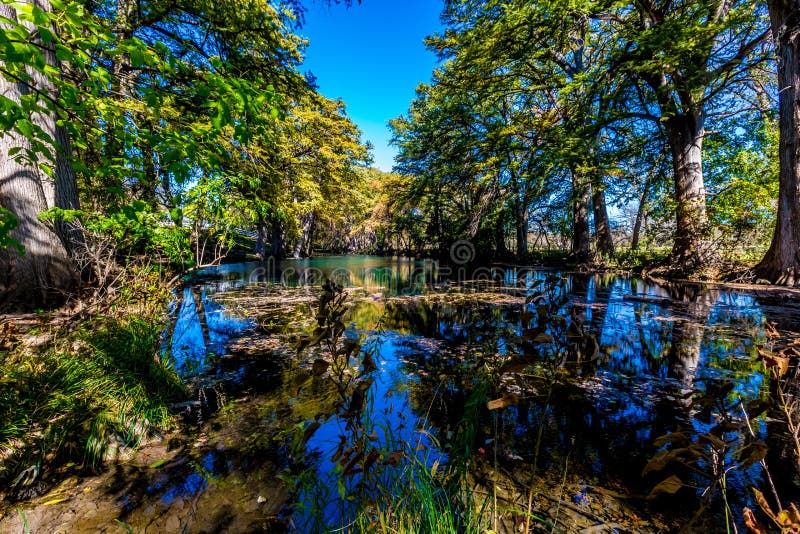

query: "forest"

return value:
[1, 0, 799, 312]
[1, 0, 800, 532]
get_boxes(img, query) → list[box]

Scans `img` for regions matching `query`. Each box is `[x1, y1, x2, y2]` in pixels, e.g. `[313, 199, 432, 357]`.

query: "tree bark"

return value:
[571, 170, 591, 262]
[515, 201, 528, 259]
[591, 177, 614, 259]
[631, 173, 652, 251]
[494, 210, 508, 258]
[21, 0, 84, 255]
[664, 113, 715, 272]
[0, 2, 77, 309]
[293, 212, 315, 258]
[255, 219, 267, 261]
[756, 0, 800, 285]
[269, 221, 284, 258]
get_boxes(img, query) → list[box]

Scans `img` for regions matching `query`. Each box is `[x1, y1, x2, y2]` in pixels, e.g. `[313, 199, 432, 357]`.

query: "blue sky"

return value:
[300, 1, 443, 172]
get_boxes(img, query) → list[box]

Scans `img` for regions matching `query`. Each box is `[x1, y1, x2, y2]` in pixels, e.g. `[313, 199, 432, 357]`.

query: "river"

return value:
[3, 256, 799, 533]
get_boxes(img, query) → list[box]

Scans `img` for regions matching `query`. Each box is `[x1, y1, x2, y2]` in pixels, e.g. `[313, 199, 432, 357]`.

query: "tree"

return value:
[0, 1, 81, 309]
[756, 0, 800, 285]
[612, 0, 770, 274]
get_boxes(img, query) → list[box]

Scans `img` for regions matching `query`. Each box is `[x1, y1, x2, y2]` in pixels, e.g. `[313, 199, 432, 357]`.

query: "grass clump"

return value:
[0, 313, 187, 493]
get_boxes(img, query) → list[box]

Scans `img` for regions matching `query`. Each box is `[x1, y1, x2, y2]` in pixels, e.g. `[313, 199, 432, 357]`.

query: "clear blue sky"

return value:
[300, 1, 443, 172]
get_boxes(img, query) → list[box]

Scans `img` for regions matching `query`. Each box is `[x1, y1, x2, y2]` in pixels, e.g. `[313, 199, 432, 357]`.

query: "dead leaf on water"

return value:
[647, 475, 683, 499]
[487, 393, 519, 410]
[759, 349, 790, 377]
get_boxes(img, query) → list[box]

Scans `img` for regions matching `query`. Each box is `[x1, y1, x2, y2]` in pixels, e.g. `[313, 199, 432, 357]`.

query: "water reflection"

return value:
[168, 286, 252, 374]
[171, 257, 800, 530]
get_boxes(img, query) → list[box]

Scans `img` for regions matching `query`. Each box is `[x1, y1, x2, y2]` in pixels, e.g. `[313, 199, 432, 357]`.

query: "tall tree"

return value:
[756, 0, 800, 285]
[613, 0, 770, 274]
[0, 1, 81, 309]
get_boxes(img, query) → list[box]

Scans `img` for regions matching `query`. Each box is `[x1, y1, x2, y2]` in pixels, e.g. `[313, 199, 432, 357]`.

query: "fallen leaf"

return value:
[487, 394, 519, 410]
[743, 507, 767, 534]
[648, 475, 683, 499]
[760, 350, 790, 377]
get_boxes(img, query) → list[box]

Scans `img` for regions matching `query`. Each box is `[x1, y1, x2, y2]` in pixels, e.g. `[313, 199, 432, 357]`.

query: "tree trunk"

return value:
[293, 212, 314, 258]
[304, 213, 316, 257]
[21, 0, 84, 256]
[664, 113, 715, 272]
[631, 174, 652, 251]
[494, 210, 508, 258]
[591, 177, 614, 259]
[756, 0, 800, 285]
[269, 221, 284, 258]
[571, 170, 591, 262]
[515, 202, 528, 259]
[255, 219, 267, 261]
[0, 2, 77, 309]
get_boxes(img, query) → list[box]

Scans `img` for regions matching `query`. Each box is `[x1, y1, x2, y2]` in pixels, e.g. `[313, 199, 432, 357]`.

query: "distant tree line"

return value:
[0, 0, 373, 310]
[384, 0, 800, 282]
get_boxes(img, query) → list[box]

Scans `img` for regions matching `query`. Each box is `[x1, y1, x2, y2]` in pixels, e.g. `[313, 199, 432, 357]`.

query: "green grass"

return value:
[354, 457, 487, 534]
[611, 247, 670, 270]
[0, 314, 187, 488]
[349, 382, 493, 534]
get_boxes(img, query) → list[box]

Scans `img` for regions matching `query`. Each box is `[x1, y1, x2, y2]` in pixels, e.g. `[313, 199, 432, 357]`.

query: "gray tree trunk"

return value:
[22, 0, 84, 255]
[515, 202, 528, 259]
[293, 212, 315, 258]
[571, 170, 591, 262]
[665, 113, 715, 272]
[494, 210, 508, 258]
[0, 2, 77, 309]
[631, 174, 652, 251]
[591, 177, 614, 259]
[756, 0, 800, 285]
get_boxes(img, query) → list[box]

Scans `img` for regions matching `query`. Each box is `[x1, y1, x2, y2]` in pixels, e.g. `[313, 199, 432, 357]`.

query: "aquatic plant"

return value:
[288, 280, 495, 532]
[741, 328, 800, 533]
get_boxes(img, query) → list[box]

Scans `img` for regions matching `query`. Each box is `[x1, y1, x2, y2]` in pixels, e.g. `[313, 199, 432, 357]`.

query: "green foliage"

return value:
[706, 117, 779, 252]
[0, 206, 21, 253]
[389, 0, 775, 266]
[80, 203, 192, 268]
